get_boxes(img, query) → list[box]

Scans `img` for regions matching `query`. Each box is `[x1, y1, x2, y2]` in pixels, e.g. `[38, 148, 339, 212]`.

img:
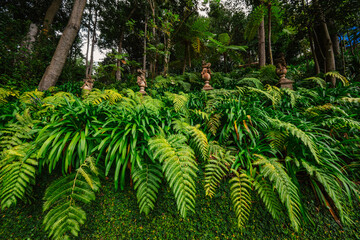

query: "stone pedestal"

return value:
[279, 77, 294, 90]
[137, 69, 147, 95]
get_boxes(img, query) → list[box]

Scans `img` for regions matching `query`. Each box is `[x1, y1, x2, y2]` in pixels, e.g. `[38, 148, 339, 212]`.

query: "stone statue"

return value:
[137, 69, 147, 95]
[275, 53, 294, 89]
[201, 61, 213, 91]
[81, 78, 94, 91]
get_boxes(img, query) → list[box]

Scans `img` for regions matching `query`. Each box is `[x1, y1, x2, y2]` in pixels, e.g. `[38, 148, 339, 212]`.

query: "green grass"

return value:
[0, 171, 359, 239]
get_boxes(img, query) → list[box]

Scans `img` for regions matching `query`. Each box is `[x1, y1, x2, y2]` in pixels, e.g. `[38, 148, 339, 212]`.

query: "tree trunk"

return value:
[143, 14, 148, 71]
[43, 0, 62, 31]
[116, 32, 124, 81]
[315, 0, 336, 87]
[22, 23, 38, 53]
[309, 29, 320, 74]
[340, 34, 346, 74]
[38, 0, 87, 91]
[88, 10, 97, 77]
[183, 42, 187, 74]
[85, 6, 91, 78]
[258, 18, 266, 68]
[163, 35, 171, 76]
[267, 2, 273, 65]
[187, 43, 192, 68]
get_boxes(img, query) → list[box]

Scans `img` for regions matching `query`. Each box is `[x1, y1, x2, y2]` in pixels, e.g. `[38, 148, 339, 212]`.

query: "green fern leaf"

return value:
[267, 118, 320, 163]
[149, 135, 198, 218]
[254, 155, 302, 231]
[43, 157, 99, 239]
[0, 143, 37, 209]
[132, 163, 162, 215]
[253, 176, 282, 220]
[204, 146, 234, 198]
[229, 170, 252, 229]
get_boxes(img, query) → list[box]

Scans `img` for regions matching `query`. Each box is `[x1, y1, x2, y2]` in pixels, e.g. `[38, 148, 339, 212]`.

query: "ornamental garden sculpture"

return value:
[275, 54, 294, 89]
[201, 61, 213, 91]
[137, 69, 147, 95]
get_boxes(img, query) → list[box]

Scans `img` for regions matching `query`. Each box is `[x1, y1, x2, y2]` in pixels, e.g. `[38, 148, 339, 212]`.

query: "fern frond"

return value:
[267, 118, 320, 163]
[0, 143, 37, 209]
[43, 157, 99, 239]
[132, 163, 162, 215]
[281, 88, 297, 108]
[302, 161, 347, 223]
[208, 113, 222, 136]
[337, 97, 360, 105]
[237, 78, 263, 89]
[204, 147, 234, 198]
[166, 92, 189, 114]
[190, 109, 209, 121]
[266, 130, 288, 152]
[0, 109, 38, 151]
[303, 77, 327, 88]
[322, 117, 360, 131]
[325, 71, 349, 86]
[253, 176, 282, 220]
[83, 89, 122, 105]
[229, 170, 252, 229]
[254, 155, 302, 231]
[149, 135, 198, 218]
[305, 103, 348, 117]
[172, 120, 209, 162]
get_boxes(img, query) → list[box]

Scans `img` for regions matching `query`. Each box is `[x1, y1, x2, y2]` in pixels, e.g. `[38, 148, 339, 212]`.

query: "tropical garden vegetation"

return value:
[0, 0, 360, 239]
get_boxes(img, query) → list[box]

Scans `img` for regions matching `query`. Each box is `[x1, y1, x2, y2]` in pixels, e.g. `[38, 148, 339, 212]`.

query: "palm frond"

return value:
[325, 71, 349, 86]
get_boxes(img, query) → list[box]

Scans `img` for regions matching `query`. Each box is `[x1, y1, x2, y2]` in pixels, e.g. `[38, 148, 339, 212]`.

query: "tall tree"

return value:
[38, 0, 87, 90]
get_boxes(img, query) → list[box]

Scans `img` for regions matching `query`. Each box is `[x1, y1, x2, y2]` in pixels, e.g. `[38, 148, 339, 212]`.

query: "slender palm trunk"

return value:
[267, 2, 273, 65]
[143, 14, 148, 71]
[88, 10, 97, 77]
[258, 18, 266, 68]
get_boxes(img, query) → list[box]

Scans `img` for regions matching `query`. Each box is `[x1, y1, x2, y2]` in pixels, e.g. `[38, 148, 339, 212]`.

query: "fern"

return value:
[204, 144, 234, 198]
[337, 97, 360, 105]
[43, 157, 99, 239]
[325, 71, 349, 86]
[149, 134, 198, 218]
[229, 170, 252, 229]
[132, 163, 162, 215]
[0, 109, 38, 151]
[305, 103, 348, 117]
[0, 143, 37, 209]
[302, 161, 349, 223]
[172, 120, 209, 162]
[208, 113, 222, 136]
[254, 155, 302, 231]
[267, 118, 320, 163]
[237, 78, 263, 89]
[166, 92, 189, 114]
[253, 176, 282, 220]
[303, 77, 327, 88]
[322, 117, 360, 131]
[83, 88, 122, 105]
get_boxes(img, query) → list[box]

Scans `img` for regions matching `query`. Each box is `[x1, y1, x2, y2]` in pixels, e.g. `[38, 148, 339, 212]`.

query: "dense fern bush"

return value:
[0, 80, 359, 238]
